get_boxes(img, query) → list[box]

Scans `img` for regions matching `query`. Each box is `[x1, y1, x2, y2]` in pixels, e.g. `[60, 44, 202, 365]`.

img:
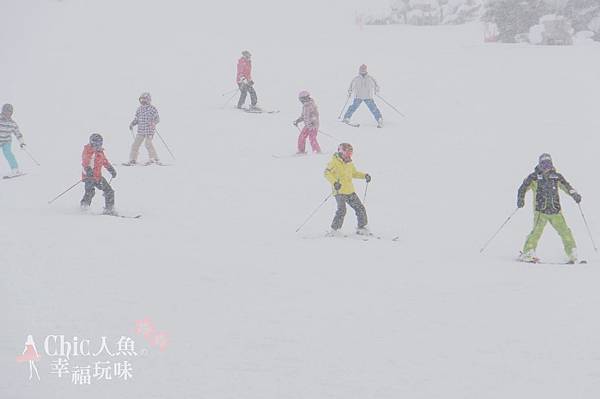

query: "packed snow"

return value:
[2, 0, 600, 398]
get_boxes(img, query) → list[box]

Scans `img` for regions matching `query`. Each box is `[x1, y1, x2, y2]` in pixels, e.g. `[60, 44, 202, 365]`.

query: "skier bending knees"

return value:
[517, 153, 581, 263]
[324, 143, 371, 235]
[81, 134, 117, 215]
[293, 91, 321, 154]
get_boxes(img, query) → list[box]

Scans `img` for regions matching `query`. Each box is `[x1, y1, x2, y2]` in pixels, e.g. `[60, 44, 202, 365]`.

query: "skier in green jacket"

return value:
[517, 153, 581, 263]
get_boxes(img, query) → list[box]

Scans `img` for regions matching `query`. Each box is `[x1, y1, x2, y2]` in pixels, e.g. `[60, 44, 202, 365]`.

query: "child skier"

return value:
[517, 153, 581, 263]
[324, 143, 371, 235]
[125, 92, 160, 166]
[81, 133, 117, 215]
[0, 103, 26, 177]
[293, 91, 321, 154]
[236, 50, 258, 110]
[343, 64, 383, 128]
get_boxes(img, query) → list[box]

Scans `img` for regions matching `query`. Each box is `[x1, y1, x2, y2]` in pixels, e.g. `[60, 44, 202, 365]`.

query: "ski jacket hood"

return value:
[324, 153, 367, 195]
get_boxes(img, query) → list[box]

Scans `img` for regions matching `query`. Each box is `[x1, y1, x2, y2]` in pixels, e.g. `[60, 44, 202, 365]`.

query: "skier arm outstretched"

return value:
[351, 163, 367, 180]
[129, 112, 139, 131]
[371, 76, 380, 95]
[103, 155, 117, 179]
[12, 123, 25, 147]
[558, 174, 581, 203]
[517, 173, 535, 208]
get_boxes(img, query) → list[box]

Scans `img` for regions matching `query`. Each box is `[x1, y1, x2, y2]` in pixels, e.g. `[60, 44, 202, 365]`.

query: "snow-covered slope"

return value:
[2, 1, 600, 398]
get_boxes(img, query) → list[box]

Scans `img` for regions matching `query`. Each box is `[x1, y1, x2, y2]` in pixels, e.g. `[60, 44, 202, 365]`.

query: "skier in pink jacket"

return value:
[293, 91, 321, 154]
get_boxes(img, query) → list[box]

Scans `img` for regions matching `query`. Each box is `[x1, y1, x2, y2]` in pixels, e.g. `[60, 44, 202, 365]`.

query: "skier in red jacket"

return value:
[236, 50, 258, 110]
[81, 133, 117, 214]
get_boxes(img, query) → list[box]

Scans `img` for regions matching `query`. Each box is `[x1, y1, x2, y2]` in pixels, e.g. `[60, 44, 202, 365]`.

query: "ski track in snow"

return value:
[2, 1, 600, 398]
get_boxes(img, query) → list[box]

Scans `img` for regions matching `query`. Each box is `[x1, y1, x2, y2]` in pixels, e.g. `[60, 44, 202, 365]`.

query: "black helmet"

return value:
[89, 133, 103, 150]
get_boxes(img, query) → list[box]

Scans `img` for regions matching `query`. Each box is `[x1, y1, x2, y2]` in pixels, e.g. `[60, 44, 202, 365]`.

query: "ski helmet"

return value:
[338, 143, 354, 161]
[139, 92, 151, 103]
[2, 103, 13, 115]
[298, 90, 310, 102]
[242, 50, 251, 58]
[538, 153, 553, 171]
[89, 133, 103, 150]
[359, 64, 368, 74]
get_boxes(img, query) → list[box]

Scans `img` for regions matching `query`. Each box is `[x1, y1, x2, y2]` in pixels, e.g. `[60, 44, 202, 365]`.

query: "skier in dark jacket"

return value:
[517, 153, 581, 263]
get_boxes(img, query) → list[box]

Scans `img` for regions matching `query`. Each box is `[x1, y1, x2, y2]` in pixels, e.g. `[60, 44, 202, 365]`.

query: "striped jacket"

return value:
[131, 104, 160, 135]
[0, 115, 23, 145]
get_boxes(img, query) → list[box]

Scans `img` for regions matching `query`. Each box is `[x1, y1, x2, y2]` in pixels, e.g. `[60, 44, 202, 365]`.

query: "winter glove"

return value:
[365, 174, 371, 183]
[84, 166, 94, 181]
[129, 123, 134, 130]
[517, 198, 525, 208]
[19, 142, 26, 149]
[572, 192, 582, 204]
[293, 119, 301, 127]
[107, 165, 117, 178]
[334, 182, 342, 191]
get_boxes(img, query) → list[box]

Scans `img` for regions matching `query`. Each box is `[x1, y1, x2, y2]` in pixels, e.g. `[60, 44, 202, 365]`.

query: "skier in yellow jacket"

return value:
[324, 143, 371, 235]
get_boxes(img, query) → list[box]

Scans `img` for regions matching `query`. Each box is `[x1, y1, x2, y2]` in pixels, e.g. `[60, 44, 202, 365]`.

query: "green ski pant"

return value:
[523, 211, 576, 255]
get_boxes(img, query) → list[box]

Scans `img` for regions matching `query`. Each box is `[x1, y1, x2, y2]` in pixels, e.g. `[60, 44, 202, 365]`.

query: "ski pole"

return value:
[318, 129, 342, 141]
[221, 89, 239, 109]
[21, 146, 40, 166]
[155, 129, 176, 160]
[363, 181, 369, 203]
[578, 204, 598, 252]
[48, 180, 82, 204]
[295, 193, 333, 233]
[376, 94, 406, 118]
[221, 88, 239, 96]
[480, 208, 519, 253]
[338, 93, 351, 120]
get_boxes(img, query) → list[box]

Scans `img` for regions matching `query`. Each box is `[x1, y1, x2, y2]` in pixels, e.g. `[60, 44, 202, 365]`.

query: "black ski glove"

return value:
[334, 182, 342, 191]
[19, 143, 26, 149]
[365, 174, 371, 183]
[572, 193, 582, 203]
[293, 119, 300, 126]
[107, 165, 117, 178]
[517, 198, 525, 208]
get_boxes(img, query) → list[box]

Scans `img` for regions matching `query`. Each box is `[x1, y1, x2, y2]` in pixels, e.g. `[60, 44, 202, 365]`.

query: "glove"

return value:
[129, 123, 134, 130]
[107, 165, 117, 178]
[517, 198, 525, 208]
[84, 166, 94, 181]
[334, 182, 342, 191]
[365, 174, 371, 183]
[293, 119, 300, 127]
[347, 90, 352, 96]
[572, 192, 582, 203]
[19, 142, 26, 149]
[247, 80, 254, 86]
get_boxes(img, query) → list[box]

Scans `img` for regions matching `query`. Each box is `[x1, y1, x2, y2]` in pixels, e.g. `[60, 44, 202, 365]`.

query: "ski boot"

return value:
[567, 249, 578, 264]
[325, 229, 342, 237]
[377, 118, 384, 128]
[122, 160, 137, 166]
[102, 207, 118, 216]
[518, 250, 539, 263]
[356, 227, 372, 236]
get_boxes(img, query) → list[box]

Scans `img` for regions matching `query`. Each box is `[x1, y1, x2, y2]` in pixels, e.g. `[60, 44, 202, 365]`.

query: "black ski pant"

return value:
[81, 177, 114, 209]
[237, 82, 257, 108]
[332, 193, 368, 230]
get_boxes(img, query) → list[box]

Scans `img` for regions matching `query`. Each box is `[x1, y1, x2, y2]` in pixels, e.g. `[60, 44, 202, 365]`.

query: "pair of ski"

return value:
[272, 152, 327, 159]
[518, 258, 587, 265]
[241, 107, 279, 114]
[121, 162, 172, 167]
[3, 172, 26, 180]
[304, 232, 399, 242]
